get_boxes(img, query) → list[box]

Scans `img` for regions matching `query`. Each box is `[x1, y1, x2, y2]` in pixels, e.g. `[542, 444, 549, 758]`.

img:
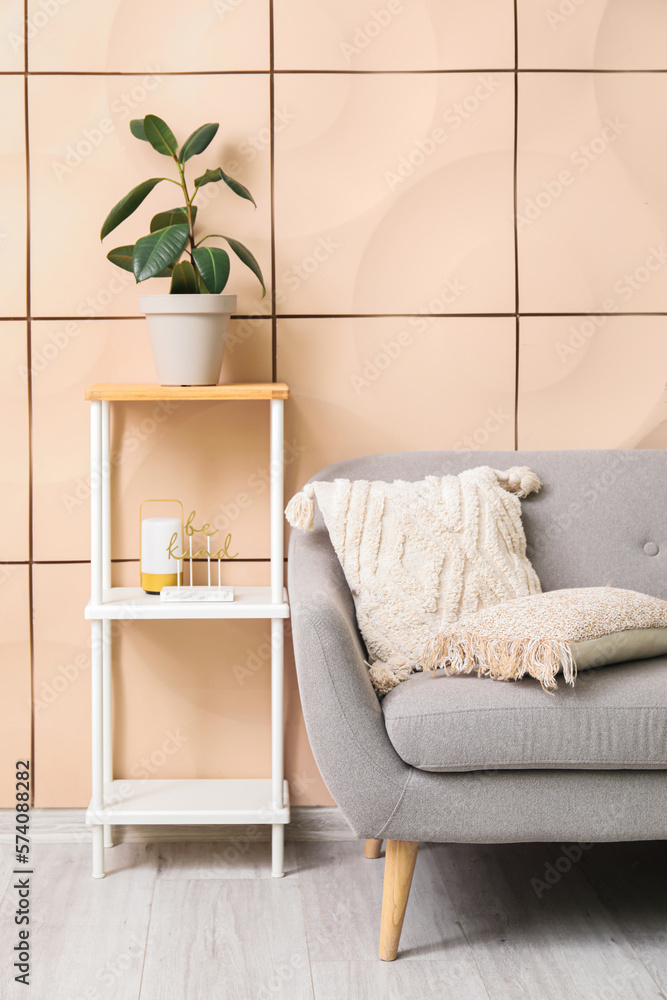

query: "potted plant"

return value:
[101, 114, 265, 386]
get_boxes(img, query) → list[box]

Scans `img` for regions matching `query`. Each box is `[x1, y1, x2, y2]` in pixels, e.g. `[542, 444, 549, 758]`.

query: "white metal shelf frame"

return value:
[87, 384, 290, 879]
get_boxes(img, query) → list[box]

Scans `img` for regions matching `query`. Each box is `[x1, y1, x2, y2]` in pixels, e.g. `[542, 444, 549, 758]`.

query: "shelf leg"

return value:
[272, 824, 285, 879]
[101, 400, 111, 595]
[91, 618, 105, 878]
[271, 617, 285, 877]
[270, 398, 284, 605]
[90, 400, 103, 604]
[270, 398, 286, 878]
[90, 402, 106, 876]
[92, 827, 105, 879]
[102, 620, 113, 849]
[100, 400, 113, 850]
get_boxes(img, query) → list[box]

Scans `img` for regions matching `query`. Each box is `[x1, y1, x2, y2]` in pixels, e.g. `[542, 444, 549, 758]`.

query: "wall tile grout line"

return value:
[269, 0, 277, 382]
[513, 0, 520, 451]
[4, 68, 667, 76]
[8, 312, 667, 321]
[18, 558, 276, 565]
[23, 0, 37, 806]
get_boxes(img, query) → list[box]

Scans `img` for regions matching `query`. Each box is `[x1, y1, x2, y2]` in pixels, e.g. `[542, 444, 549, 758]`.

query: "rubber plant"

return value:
[100, 114, 265, 296]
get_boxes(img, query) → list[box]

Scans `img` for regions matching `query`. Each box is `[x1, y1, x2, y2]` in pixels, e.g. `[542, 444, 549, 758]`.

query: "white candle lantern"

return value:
[140, 500, 183, 594]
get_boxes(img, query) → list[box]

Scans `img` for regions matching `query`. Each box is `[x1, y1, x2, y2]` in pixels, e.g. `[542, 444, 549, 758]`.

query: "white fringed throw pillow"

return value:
[424, 587, 667, 691]
[286, 466, 542, 695]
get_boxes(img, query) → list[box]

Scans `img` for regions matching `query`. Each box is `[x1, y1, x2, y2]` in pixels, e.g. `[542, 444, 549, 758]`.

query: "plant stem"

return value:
[173, 155, 197, 285]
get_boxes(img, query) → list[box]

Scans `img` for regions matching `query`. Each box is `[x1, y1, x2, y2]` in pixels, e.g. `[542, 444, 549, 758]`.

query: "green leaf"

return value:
[132, 224, 189, 282]
[194, 167, 256, 208]
[170, 260, 199, 294]
[100, 178, 164, 241]
[150, 205, 197, 233]
[224, 236, 265, 295]
[143, 115, 178, 157]
[106, 244, 172, 277]
[193, 246, 230, 294]
[106, 245, 135, 272]
[179, 123, 219, 164]
[129, 119, 148, 142]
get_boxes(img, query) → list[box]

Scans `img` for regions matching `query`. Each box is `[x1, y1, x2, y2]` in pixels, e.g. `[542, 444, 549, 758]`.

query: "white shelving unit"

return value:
[85, 382, 291, 878]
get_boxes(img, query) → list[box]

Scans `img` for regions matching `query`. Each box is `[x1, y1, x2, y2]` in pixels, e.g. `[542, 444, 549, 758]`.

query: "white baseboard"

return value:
[0, 806, 357, 845]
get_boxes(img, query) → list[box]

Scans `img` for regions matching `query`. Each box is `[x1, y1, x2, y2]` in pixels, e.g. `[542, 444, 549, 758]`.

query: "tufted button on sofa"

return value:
[287, 449, 667, 960]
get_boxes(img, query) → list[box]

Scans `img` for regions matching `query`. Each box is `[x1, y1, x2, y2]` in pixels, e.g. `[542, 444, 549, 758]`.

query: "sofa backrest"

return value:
[305, 449, 667, 600]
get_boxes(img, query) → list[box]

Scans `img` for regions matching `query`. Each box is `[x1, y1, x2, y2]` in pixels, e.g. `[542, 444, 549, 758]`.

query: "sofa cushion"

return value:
[286, 465, 542, 696]
[424, 587, 667, 691]
[382, 657, 667, 771]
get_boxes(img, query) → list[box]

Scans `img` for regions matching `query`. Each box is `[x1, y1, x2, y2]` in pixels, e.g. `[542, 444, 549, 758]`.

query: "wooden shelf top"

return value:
[85, 382, 290, 401]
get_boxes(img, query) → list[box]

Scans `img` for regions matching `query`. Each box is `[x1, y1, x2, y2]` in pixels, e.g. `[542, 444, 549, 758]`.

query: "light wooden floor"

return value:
[0, 837, 665, 999]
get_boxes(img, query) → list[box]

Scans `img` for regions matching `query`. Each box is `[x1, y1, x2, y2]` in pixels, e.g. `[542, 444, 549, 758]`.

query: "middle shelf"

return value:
[85, 586, 290, 620]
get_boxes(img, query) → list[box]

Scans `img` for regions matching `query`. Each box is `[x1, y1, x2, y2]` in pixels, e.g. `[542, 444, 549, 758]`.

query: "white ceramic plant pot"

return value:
[139, 294, 237, 386]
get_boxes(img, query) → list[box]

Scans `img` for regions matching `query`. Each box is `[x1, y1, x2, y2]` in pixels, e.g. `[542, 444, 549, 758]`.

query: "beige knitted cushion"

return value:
[286, 465, 542, 695]
[424, 587, 667, 691]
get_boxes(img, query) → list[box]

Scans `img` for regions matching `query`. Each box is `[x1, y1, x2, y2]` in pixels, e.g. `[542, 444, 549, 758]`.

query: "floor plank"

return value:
[156, 840, 298, 880]
[0, 842, 157, 1000]
[0, 836, 662, 999]
[311, 960, 490, 1000]
[139, 879, 314, 1000]
[580, 841, 667, 994]
[433, 842, 665, 1000]
[295, 841, 487, 969]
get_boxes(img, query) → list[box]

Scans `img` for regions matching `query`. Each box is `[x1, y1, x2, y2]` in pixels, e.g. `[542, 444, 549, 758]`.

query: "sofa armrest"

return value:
[288, 522, 410, 838]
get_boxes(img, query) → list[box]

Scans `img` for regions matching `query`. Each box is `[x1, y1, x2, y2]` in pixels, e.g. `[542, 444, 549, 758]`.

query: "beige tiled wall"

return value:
[1, 1, 666, 807]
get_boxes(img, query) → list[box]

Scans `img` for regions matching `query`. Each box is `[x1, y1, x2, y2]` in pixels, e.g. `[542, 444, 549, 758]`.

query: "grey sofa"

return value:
[287, 449, 667, 960]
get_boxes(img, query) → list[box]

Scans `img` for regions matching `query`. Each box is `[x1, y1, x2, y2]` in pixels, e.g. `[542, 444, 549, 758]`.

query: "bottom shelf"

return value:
[86, 778, 290, 826]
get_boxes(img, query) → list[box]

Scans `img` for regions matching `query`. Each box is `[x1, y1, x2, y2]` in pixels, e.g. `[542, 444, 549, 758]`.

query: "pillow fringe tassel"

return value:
[284, 483, 316, 531]
[495, 466, 542, 498]
[424, 631, 577, 691]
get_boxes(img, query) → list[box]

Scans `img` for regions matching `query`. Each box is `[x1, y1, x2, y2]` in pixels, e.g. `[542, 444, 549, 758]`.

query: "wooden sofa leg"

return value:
[365, 838, 383, 859]
[379, 839, 419, 961]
